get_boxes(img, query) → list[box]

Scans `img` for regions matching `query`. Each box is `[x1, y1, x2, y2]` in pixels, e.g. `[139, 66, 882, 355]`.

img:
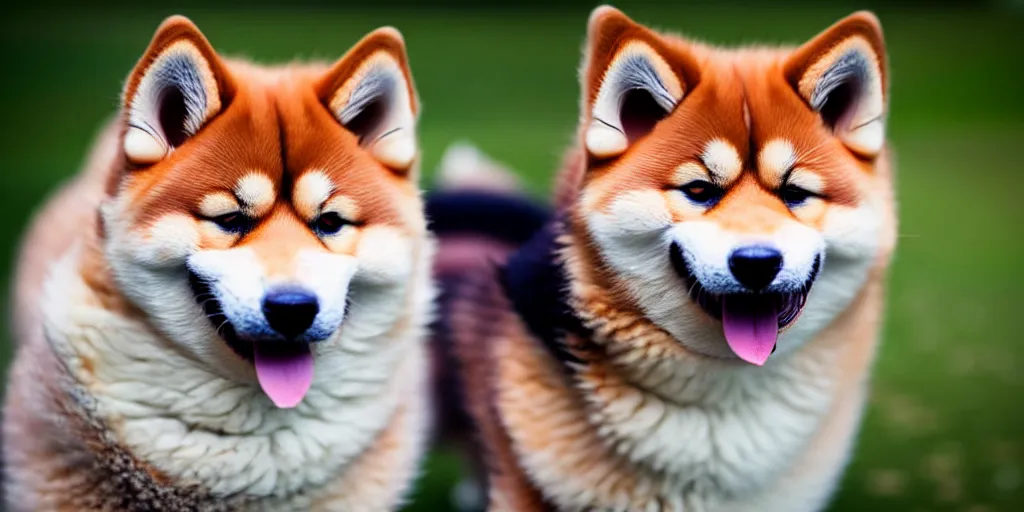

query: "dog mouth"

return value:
[188, 270, 252, 359]
[669, 243, 821, 365]
[187, 270, 315, 408]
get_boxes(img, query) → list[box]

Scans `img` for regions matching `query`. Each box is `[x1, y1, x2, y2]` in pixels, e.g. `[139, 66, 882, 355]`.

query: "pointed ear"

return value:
[785, 12, 888, 158]
[581, 6, 698, 159]
[121, 15, 234, 166]
[317, 27, 419, 173]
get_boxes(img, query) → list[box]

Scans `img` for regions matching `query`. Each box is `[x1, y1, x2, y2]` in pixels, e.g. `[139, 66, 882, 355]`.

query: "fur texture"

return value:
[438, 6, 897, 511]
[4, 16, 433, 511]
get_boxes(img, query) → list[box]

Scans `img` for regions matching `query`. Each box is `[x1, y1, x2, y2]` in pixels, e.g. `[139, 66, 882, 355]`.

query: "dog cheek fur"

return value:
[39, 220, 435, 502]
[101, 200, 264, 382]
[354, 226, 416, 285]
[583, 195, 731, 358]
[583, 189, 678, 298]
[778, 199, 885, 352]
[109, 210, 200, 269]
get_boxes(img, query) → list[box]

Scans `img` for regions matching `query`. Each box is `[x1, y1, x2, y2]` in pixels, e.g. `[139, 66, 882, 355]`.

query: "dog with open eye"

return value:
[3, 16, 434, 510]
[432, 6, 897, 511]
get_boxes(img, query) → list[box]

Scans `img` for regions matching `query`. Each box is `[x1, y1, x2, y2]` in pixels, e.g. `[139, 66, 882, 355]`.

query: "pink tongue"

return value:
[722, 295, 779, 366]
[253, 343, 314, 408]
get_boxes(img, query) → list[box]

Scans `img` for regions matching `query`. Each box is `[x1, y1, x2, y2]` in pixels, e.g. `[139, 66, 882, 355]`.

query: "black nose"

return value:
[728, 246, 783, 291]
[262, 287, 319, 339]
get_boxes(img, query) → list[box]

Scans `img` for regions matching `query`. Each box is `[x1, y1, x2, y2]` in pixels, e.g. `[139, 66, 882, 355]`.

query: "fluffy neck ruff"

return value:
[498, 221, 871, 510]
[40, 242, 431, 504]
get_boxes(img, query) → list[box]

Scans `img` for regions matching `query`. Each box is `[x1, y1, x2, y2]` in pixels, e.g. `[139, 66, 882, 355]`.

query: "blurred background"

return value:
[0, 1, 1021, 510]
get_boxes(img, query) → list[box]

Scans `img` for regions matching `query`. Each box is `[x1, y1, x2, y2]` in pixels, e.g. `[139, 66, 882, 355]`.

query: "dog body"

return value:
[440, 7, 896, 511]
[4, 17, 432, 511]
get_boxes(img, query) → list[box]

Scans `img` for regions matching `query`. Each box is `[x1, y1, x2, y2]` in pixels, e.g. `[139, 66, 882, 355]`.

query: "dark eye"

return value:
[780, 184, 817, 207]
[314, 212, 348, 235]
[210, 212, 253, 233]
[680, 180, 724, 207]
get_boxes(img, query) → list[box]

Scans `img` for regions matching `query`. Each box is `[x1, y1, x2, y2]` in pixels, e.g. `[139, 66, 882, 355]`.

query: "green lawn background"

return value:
[0, 3, 1021, 511]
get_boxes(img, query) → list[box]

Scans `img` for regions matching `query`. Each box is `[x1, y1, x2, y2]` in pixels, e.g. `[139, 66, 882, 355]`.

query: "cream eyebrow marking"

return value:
[701, 138, 743, 183]
[293, 170, 335, 220]
[759, 139, 797, 188]
[235, 173, 275, 217]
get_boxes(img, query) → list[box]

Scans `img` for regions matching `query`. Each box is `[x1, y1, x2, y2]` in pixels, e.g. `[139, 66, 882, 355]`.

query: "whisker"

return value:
[686, 279, 701, 297]
[215, 318, 232, 335]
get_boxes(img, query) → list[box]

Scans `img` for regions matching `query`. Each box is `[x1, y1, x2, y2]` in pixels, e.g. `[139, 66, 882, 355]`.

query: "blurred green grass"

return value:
[0, 3, 1021, 511]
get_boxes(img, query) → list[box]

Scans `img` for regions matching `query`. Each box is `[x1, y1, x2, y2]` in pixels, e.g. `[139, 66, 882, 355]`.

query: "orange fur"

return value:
[447, 6, 897, 511]
[5, 16, 432, 510]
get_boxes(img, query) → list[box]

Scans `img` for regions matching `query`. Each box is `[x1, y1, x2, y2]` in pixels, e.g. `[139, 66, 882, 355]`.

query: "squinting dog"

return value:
[4, 15, 435, 511]
[433, 5, 897, 511]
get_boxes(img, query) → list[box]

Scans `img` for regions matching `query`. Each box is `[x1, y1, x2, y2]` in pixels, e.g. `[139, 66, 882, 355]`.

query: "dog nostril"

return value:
[262, 287, 319, 339]
[728, 246, 783, 292]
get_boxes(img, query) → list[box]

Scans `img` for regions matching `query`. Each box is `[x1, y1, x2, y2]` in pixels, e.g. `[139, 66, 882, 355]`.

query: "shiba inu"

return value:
[3, 16, 434, 510]
[435, 6, 897, 511]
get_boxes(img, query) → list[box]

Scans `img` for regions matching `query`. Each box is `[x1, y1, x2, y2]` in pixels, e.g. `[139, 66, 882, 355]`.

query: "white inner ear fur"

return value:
[330, 52, 417, 171]
[799, 37, 885, 157]
[586, 41, 683, 159]
[123, 41, 221, 165]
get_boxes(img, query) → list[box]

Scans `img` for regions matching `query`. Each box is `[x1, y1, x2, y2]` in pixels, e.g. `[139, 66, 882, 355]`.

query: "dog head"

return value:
[568, 7, 895, 365]
[101, 16, 426, 407]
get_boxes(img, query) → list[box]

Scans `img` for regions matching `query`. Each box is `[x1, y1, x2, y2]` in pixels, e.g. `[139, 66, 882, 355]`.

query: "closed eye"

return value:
[779, 184, 820, 207]
[679, 180, 725, 207]
[207, 212, 255, 234]
[312, 212, 351, 236]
